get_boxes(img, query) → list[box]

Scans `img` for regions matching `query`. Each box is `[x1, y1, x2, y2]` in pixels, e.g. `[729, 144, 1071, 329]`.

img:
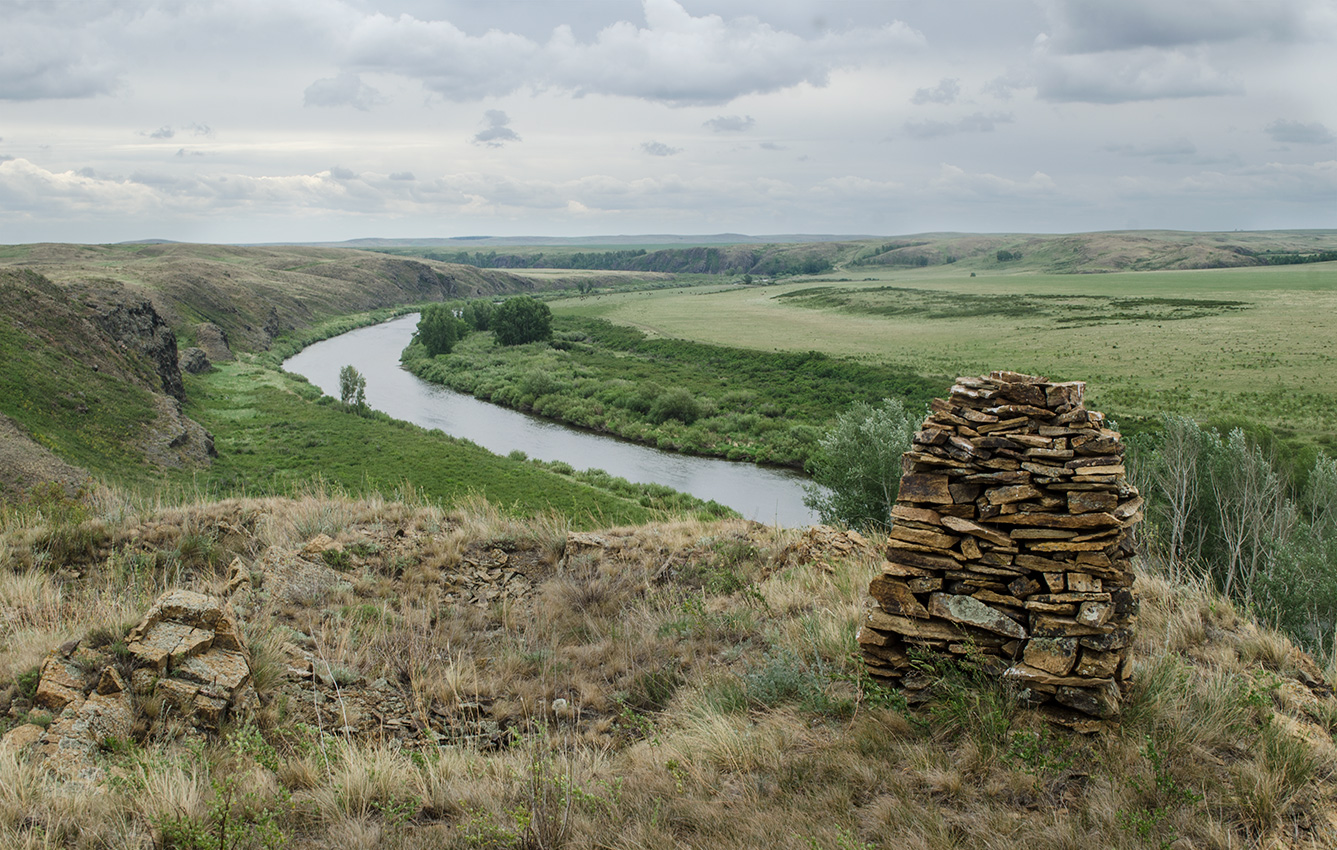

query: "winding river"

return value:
[283, 314, 820, 526]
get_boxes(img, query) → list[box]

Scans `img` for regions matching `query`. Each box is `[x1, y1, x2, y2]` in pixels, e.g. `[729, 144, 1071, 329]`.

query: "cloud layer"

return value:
[0, 0, 1332, 241]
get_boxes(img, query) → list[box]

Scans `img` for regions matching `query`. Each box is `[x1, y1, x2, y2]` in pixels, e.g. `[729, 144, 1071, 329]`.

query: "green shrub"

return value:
[804, 398, 921, 531]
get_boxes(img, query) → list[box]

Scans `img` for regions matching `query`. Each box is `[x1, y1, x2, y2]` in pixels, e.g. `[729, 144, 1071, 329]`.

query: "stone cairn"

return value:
[857, 371, 1143, 726]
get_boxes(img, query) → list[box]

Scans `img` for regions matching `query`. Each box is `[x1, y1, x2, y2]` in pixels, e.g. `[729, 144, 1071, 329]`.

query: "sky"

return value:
[1, 0, 1334, 244]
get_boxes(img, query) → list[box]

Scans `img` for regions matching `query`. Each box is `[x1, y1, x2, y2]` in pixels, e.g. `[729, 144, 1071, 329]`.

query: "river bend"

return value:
[283, 314, 819, 526]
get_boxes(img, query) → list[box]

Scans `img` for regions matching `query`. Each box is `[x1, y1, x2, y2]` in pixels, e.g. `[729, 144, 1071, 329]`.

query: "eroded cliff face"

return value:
[0, 272, 216, 493]
[84, 285, 186, 402]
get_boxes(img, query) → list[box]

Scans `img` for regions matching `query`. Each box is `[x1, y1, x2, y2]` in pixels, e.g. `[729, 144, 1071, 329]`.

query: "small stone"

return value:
[96, 666, 127, 696]
[1076, 602, 1113, 628]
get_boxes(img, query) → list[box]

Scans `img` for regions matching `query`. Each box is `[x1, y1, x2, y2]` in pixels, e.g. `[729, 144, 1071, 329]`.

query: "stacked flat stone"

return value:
[857, 371, 1142, 724]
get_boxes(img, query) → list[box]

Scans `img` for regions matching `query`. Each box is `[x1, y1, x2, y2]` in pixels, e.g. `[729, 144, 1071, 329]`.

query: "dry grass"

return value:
[1, 492, 1335, 849]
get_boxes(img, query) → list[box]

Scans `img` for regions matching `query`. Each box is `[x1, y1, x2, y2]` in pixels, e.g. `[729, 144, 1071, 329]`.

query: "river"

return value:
[282, 314, 820, 526]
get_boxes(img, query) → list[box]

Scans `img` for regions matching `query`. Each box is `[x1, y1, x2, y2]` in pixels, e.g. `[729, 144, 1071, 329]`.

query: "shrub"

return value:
[648, 387, 702, 425]
[804, 398, 920, 531]
[414, 304, 468, 356]
[492, 296, 553, 346]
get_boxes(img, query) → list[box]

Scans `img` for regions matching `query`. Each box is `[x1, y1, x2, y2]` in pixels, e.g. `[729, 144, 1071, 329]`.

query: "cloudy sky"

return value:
[1, 0, 1334, 243]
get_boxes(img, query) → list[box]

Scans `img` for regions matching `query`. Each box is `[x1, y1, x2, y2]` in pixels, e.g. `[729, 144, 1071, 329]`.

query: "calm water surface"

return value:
[283, 314, 819, 525]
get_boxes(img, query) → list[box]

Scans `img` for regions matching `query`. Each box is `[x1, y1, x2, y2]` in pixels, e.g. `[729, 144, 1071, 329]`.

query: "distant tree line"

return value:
[1252, 251, 1337, 266]
[996, 249, 1022, 262]
[395, 246, 833, 277]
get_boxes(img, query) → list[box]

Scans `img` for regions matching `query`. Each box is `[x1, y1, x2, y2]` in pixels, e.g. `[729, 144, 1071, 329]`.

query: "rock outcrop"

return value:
[178, 346, 212, 373]
[859, 371, 1142, 728]
[194, 321, 234, 362]
[126, 590, 255, 728]
[86, 285, 186, 401]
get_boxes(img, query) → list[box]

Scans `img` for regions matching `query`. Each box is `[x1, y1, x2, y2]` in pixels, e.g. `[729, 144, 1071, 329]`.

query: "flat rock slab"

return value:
[928, 593, 1027, 639]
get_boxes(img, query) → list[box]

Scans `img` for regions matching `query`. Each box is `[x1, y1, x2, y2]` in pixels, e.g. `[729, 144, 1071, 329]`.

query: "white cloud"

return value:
[911, 78, 960, 105]
[904, 112, 1013, 139]
[642, 141, 682, 156]
[337, 0, 922, 105]
[304, 73, 386, 110]
[1265, 119, 1335, 145]
[472, 110, 521, 147]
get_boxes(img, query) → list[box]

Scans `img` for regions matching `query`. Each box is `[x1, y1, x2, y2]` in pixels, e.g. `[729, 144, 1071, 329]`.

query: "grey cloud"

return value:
[341, 1, 923, 105]
[329, 166, 358, 180]
[389, 172, 416, 181]
[1266, 119, 1335, 145]
[705, 115, 755, 132]
[1043, 0, 1313, 53]
[304, 73, 386, 111]
[146, 126, 175, 139]
[185, 122, 213, 137]
[911, 78, 960, 105]
[0, 154, 13, 163]
[759, 142, 785, 150]
[641, 141, 681, 156]
[175, 148, 206, 158]
[0, 20, 119, 101]
[473, 110, 520, 147]
[904, 112, 1013, 139]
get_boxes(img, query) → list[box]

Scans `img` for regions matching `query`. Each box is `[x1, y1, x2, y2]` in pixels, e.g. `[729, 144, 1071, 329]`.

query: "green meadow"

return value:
[553, 262, 1337, 449]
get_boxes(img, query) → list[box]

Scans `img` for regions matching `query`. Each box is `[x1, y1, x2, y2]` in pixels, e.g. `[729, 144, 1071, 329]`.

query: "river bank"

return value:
[400, 313, 942, 468]
[283, 314, 820, 525]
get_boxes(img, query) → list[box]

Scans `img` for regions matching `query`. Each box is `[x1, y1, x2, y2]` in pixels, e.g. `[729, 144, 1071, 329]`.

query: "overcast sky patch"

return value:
[905, 112, 1014, 139]
[304, 73, 386, 110]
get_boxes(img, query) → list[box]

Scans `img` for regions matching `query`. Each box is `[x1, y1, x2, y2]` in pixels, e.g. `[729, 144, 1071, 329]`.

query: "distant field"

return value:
[553, 262, 1337, 448]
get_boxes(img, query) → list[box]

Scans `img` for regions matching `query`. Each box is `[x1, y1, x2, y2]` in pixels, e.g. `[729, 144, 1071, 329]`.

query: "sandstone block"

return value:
[869, 576, 930, 619]
[897, 474, 954, 504]
[1023, 637, 1079, 676]
[928, 593, 1027, 639]
[35, 658, 84, 712]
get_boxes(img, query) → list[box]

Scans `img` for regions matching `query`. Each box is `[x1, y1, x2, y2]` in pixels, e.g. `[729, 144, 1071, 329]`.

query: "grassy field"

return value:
[0, 494, 1333, 848]
[554, 262, 1337, 450]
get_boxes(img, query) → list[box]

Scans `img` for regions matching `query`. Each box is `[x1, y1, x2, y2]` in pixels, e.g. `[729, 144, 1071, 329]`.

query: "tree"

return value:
[491, 295, 553, 346]
[415, 304, 468, 356]
[803, 398, 920, 531]
[338, 365, 366, 409]
[461, 299, 493, 331]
